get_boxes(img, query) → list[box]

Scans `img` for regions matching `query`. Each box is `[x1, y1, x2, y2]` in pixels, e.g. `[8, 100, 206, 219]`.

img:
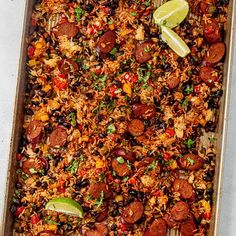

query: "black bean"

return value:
[98, 142, 104, 148]
[63, 122, 71, 129]
[84, 4, 94, 12]
[80, 179, 90, 188]
[38, 90, 46, 97]
[86, 222, 95, 229]
[161, 87, 169, 96]
[30, 188, 36, 194]
[122, 131, 132, 140]
[35, 181, 42, 187]
[128, 189, 138, 197]
[10, 204, 17, 214]
[99, 133, 107, 138]
[85, 93, 93, 99]
[130, 139, 139, 146]
[15, 182, 22, 189]
[41, 182, 48, 189]
[110, 223, 117, 231]
[113, 80, 122, 88]
[144, 119, 151, 128]
[147, 150, 154, 157]
[25, 107, 34, 115]
[109, 209, 119, 217]
[97, 114, 103, 123]
[108, 54, 116, 61]
[205, 121, 216, 132]
[168, 118, 174, 127]
[104, 95, 111, 102]
[206, 188, 213, 195]
[203, 170, 214, 181]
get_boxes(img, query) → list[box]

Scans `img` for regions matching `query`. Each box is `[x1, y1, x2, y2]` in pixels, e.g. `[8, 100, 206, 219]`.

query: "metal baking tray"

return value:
[1, 0, 236, 235]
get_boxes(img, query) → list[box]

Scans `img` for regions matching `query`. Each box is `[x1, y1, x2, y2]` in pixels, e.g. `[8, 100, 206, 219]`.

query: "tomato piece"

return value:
[203, 212, 211, 220]
[163, 153, 172, 161]
[14, 206, 25, 217]
[30, 214, 40, 224]
[165, 128, 175, 137]
[109, 85, 119, 98]
[53, 77, 68, 90]
[31, 18, 37, 27]
[27, 45, 35, 59]
[128, 177, 137, 185]
[124, 73, 138, 83]
[194, 86, 200, 94]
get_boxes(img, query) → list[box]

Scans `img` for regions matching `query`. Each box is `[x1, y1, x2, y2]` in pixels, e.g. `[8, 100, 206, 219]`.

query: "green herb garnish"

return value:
[107, 124, 116, 134]
[75, 7, 85, 21]
[117, 156, 125, 164]
[66, 159, 79, 174]
[94, 191, 104, 208]
[185, 139, 195, 149]
[130, 12, 137, 16]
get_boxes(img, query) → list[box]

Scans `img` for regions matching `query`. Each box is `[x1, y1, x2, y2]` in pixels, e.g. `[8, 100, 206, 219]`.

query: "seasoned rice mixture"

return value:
[11, 0, 229, 235]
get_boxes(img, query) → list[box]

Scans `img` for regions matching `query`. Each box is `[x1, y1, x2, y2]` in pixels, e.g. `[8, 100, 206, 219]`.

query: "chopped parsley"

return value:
[123, 176, 129, 182]
[45, 216, 59, 225]
[75, 7, 85, 22]
[185, 139, 195, 149]
[107, 124, 116, 134]
[117, 156, 125, 164]
[94, 191, 104, 208]
[187, 157, 195, 165]
[185, 85, 193, 94]
[144, 46, 151, 53]
[143, 0, 151, 7]
[182, 98, 189, 109]
[93, 100, 115, 114]
[137, 68, 151, 84]
[110, 47, 117, 55]
[93, 74, 108, 91]
[130, 12, 137, 16]
[69, 112, 77, 126]
[146, 161, 158, 173]
[66, 159, 79, 174]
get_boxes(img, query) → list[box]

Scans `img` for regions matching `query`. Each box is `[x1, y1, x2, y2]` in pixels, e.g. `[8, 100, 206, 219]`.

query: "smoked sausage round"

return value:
[26, 120, 44, 144]
[173, 179, 194, 199]
[111, 158, 130, 177]
[49, 127, 68, 148]
[178, 154, 203, 171]
[170, 201, 190, 221]
[203, 42, 225, 65]
[135, 41, 153, 64]
[97, 30, 116, 54]
[128, 119, 145, 137]
[122, 201, 144, 224]
[54, 22, 79, 38]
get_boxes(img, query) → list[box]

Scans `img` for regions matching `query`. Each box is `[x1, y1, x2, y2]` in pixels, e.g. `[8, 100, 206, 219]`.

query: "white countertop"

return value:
[0, 1, 236, 235]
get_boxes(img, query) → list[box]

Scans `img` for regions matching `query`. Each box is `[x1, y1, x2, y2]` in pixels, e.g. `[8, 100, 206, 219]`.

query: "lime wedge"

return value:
[153, 0, 189, 28]
[161, 25, 190, 58]
[45, 197, 83, 217]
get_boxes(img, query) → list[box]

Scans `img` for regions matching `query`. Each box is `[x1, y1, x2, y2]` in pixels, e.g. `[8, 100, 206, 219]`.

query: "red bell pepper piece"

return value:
[30, 214, 40, 224]
[109, 85, 118, 98]
[165, 128, 175, 137]
[163, 153, 172, 161]
[14, 206, 25, 217]
[53, 77, 68, 90]
[27, 45, 35, 59]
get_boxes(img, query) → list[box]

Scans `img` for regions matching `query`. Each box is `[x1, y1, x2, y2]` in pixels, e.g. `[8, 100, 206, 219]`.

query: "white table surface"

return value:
[0, 1, 236, 235]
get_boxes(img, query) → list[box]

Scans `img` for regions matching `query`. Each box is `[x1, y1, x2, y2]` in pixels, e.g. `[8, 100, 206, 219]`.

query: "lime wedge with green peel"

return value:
[153, 0, 189, 28]
[161, 25, 190, 58]
[45, 197, 83, 217]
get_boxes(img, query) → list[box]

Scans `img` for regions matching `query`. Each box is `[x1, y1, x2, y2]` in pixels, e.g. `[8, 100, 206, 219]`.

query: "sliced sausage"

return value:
[203, 42, 225, 65]
[38, 231, 59, 236]
[163, 214, 178, 228]
[22, 157, 47, 175]
[200, 66, 219, 87]
[49, 127, 68, 148]
[122, 201, 144, 224]
[26, 120, 44, 144]
[97, 30, 116, 53]
[135, 41, 154, 64]
[58, 59, 79, 75]
[145, 218, 167, 236]
[128, 119, 145, 137]
[178, 154, 203, 171]
[132, 104, 156, 119]
[113, 147, 136, 163]
[180, 219, 197, 236]
[173, 179, 194, 199]
[54, 22, 79, 38]
[203, 19, 221, 44]
[88, 183, 112, 200]
[170, 201, 190, 221]
[96, 203, 108, 222]
[82, 223, 108, 236]
[111, 158, 130, 177]
[166, 76, 180, 89]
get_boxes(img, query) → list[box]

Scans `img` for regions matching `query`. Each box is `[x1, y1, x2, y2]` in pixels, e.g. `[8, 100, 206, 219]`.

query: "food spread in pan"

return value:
[11, 0, 229, 235]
